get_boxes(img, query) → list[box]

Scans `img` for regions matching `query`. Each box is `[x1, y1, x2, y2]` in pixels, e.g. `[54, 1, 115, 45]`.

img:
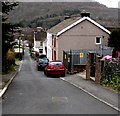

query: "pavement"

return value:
[1, 60, 120, 112]
[0, 61, 22, 97]
[61, 72, 120, 112]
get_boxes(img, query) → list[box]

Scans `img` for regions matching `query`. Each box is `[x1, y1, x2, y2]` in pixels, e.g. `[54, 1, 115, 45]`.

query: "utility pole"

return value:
[18, 27, 22, 60]
[21, 34, 24, 55]
[19, 36, 21, 60]
[34, 31, 37, 48]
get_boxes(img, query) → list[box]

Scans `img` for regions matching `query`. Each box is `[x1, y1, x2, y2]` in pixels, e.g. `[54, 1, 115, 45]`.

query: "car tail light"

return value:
[47, 65, 54, 69]
[59, 65, 64, 69]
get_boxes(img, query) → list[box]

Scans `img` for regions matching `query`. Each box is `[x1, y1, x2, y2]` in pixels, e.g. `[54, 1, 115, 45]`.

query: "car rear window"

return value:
[39, 54, 47, 58]
[39, 58, 48, 63]
[50, 62, 62, 66]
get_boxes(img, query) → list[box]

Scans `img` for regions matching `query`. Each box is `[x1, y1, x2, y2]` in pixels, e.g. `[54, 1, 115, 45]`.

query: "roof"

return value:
[47, 17, 80, 34]
[48, 16, 111, 36]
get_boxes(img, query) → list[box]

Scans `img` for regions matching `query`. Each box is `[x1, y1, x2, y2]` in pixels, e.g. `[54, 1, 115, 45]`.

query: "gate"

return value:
[63, 50, 72, 73]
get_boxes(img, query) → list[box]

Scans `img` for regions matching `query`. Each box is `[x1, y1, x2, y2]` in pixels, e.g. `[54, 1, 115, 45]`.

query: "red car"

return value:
[44, 60, 66, 77]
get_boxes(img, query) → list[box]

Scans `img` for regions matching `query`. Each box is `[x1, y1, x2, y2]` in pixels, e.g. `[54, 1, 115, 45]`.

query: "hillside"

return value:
[9, 2, 118, 29]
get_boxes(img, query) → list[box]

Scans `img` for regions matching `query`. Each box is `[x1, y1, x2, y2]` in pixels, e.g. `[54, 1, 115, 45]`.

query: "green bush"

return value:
[9, 65, 16, 71]
[6, 49, 15, 61]
[15, 58, 22, 61]
[101, 58, 120, 91]
[2, 49, 16, 73]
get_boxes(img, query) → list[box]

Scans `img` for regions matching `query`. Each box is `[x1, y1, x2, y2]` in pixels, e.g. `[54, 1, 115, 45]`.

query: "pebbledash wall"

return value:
[57, 20, 110, 61]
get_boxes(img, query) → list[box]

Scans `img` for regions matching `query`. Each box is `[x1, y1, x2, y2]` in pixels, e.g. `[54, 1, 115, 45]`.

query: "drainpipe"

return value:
[34, 32, 36, 48]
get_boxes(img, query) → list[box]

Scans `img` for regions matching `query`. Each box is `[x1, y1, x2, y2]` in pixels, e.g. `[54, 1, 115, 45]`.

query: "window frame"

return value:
[95, 36, 102, 45]
[40, 41, 43, 46]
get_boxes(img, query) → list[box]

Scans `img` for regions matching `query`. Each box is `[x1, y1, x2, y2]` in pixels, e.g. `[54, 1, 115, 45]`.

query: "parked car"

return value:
[39, 54, 47, 58]
[37, 58, 49, 71]
[44, 60, 66, 77]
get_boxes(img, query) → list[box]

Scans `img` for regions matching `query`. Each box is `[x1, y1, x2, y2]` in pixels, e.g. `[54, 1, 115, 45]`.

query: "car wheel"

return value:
[44, 70, 46, 75]
[46, 72, 49, 77]
[37, 66, 39, 71]
[44, 71, 49, 77]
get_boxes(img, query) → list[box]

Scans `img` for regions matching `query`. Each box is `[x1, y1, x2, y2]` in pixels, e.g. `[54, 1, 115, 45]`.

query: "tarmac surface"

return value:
[1, 48, 120, 114]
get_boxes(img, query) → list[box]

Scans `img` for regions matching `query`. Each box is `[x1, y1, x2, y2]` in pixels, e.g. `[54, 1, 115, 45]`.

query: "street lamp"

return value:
[21, 34, 24, 55]
[17, 27, 22, 60]
[34, 31, 37, 48]
[18, 36, 21, 60]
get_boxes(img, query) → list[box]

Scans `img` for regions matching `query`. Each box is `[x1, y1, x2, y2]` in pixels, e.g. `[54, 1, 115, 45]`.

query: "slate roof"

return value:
[47, 16, 111, 36]
[47, 17, 80, 34]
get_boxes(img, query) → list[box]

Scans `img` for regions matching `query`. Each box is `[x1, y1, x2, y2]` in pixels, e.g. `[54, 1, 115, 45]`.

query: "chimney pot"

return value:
[81, 10, 90, 17]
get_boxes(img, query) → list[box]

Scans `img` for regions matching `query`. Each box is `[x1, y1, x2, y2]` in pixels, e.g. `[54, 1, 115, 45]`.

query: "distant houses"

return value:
[32, 27, 47, 55]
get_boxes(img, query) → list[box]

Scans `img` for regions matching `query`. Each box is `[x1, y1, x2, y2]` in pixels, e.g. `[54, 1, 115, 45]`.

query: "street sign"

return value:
[80, 52, 84, 58]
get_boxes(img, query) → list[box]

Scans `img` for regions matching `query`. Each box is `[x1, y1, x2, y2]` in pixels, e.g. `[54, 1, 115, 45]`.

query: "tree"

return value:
[2, 2, 19, 72]
[108, 29, 120, 51]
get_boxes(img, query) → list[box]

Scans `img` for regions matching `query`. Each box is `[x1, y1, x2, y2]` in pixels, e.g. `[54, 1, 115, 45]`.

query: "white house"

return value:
[33, 27, 47, 55]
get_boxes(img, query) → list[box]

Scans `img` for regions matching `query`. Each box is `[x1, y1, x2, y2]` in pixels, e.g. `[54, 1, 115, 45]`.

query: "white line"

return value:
[0, 60, 23, 97]
[19, 60, 23, 72]
[60, 77, 120, 112]
[0, 74, 16, 97]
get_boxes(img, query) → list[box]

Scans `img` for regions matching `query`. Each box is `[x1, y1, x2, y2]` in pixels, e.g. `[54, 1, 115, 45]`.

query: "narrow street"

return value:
[2, 48, 118, 114]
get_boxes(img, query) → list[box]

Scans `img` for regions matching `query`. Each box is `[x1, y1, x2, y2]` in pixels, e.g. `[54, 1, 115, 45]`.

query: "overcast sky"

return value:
[95, 0, 120, 8]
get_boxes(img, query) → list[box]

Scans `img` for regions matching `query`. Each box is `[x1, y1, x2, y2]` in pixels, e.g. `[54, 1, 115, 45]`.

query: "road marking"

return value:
[52, 96, 68, 103]
[19, 93, 23, 95]
[60, 77, 120, 112]
[0, 60, 23, 97]
[0, 99, 2, 103]
[0, 75, 15, 97]
[19, 60, 23, 72]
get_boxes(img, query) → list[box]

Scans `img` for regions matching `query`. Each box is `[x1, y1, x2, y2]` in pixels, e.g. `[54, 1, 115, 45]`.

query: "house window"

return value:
[54, 38, 56, 47]
[95, 37, 101, 45]
[40, 41, 43, 46]
[39, 49, 43, 53]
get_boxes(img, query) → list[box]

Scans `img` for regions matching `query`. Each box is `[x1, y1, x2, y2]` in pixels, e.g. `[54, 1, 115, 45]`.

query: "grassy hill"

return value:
[9, 2, 118, 29]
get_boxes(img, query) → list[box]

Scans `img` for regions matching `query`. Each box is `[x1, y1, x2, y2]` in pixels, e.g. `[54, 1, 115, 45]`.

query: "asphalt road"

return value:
[2, 48, 118, 114]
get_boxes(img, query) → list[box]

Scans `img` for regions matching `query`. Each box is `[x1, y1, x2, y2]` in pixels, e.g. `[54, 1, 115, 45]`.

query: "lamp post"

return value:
[21, 34, 24, 55]
[18, 27, 22, 60]
[18, 36, 21, 60]
[33, 31, 38, 59]
[34, 31, 37, 48]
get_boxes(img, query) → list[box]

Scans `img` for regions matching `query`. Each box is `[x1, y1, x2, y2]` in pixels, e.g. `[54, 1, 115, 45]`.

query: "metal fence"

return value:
[63, 48, 113, 73]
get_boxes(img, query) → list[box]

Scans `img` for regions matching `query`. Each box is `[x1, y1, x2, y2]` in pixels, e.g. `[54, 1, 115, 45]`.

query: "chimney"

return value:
[81, 10, 90, 18]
